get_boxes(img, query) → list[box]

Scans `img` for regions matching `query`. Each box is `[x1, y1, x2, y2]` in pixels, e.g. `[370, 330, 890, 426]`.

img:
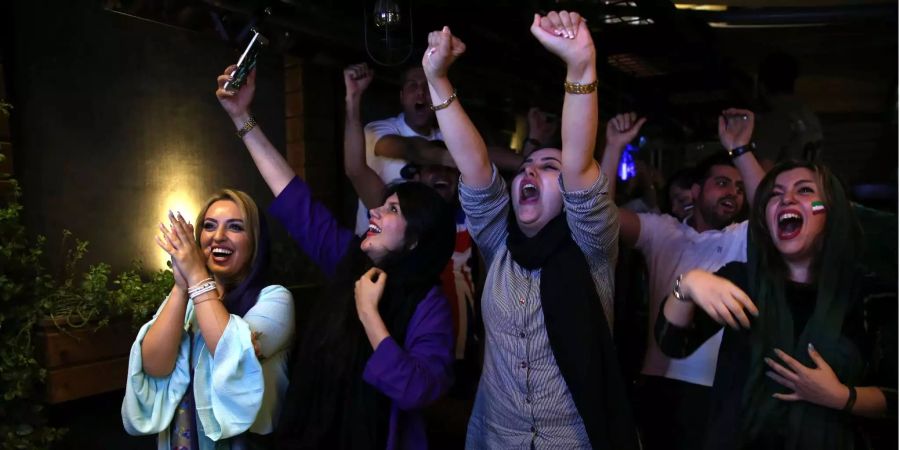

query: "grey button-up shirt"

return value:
[461, 167, 618, 449]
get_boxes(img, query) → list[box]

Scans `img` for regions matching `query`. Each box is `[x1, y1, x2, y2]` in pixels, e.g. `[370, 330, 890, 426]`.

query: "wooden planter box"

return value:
[36, 317, 136, 404]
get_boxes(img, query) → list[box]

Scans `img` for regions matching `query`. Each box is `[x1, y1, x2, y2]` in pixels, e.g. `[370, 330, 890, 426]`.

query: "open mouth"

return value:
[776, 210, 804, 240]
[719, 197, 737, 212]
[519, 181, 540, 204]
[211, 246, 234, 262]
[414, 101, 428, 113]
[367, 222, 382, 236]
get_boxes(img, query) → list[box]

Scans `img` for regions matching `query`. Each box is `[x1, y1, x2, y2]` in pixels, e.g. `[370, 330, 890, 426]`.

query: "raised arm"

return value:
[373, 135, 455, 168]
[343, 63, 387, 209]
[599, 112, 646, 246]
[217, 67, 352, 275]
[216, 66, 295, 197]
[375, 136, 520, 173]
[719, 108, 765, 205]
[529, 11, 597, 191]
[422, 27, 492, 188]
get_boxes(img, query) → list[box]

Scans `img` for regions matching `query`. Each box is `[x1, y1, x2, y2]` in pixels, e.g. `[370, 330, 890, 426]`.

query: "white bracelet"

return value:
[189, 282, 217, 303]
[187, 277, 214, 293]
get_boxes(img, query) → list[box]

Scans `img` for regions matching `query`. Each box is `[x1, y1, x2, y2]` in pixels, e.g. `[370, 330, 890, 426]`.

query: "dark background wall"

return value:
[5, 0, 286, 273]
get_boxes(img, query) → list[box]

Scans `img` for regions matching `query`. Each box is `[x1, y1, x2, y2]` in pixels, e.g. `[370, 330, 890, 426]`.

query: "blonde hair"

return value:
[194, 189, 261, 280]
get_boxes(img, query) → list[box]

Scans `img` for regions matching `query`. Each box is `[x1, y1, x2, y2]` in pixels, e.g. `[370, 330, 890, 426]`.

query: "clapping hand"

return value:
[155, 211, 208, 286]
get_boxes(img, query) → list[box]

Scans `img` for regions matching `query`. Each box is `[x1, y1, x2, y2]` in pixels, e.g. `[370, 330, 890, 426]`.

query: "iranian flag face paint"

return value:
[811, 201, 826, 215]
[766, 168, 828, 265]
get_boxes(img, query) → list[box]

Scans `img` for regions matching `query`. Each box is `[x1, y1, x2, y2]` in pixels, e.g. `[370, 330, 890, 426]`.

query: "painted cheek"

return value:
[811, 200, 827, 215]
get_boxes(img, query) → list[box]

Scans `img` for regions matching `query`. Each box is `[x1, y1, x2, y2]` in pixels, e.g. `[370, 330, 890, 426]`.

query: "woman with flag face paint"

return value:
[655, 160, 895, 450]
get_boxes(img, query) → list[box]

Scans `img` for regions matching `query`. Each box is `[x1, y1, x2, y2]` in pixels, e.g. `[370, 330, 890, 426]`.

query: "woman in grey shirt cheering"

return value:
[421, 11, 638, 450]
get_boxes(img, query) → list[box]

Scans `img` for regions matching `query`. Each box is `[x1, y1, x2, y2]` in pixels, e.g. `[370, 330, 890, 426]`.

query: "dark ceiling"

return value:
[103, 0, 897, 145]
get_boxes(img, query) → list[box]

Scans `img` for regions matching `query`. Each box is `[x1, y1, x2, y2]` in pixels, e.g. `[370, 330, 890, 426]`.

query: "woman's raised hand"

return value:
[216, 65, 256, 120]
[530, 11, 595, 72]
[681, 269, 759, 330]
[155, 211, 209, 286]
[422, 26, 466, 80]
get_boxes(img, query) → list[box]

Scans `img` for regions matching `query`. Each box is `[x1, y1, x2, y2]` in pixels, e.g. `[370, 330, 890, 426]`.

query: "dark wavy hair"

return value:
[278, 181, 455, 450]
[741, 160, 865, 448]
[193, 189, 269, 317]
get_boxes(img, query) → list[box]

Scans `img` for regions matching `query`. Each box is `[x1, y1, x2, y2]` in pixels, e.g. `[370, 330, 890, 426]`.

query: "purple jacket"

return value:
[269, 176, 454, 450]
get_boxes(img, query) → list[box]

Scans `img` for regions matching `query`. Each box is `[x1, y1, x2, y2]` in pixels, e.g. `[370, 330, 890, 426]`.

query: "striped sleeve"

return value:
[458, 166, 509, 264]
[559, 169, 619, 267]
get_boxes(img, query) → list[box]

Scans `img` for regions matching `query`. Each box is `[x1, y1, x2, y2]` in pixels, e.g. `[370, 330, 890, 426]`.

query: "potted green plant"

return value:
[0, 160, 171, 448]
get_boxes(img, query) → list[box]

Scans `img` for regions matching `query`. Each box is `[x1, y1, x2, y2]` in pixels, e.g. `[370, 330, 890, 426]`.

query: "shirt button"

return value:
[520, 361, 528, 369]
[530, 426, 536, 433]
[519, 331, 526, 338]
[525, 397, 532, 404]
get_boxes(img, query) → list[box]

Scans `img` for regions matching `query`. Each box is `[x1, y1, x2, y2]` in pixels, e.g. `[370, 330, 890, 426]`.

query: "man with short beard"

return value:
[601, 110, 765, 450]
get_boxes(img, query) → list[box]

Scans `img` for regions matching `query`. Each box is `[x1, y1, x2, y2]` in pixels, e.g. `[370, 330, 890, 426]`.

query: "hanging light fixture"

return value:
[364, 0, 414, 66]
[373, 0, 402, 29]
